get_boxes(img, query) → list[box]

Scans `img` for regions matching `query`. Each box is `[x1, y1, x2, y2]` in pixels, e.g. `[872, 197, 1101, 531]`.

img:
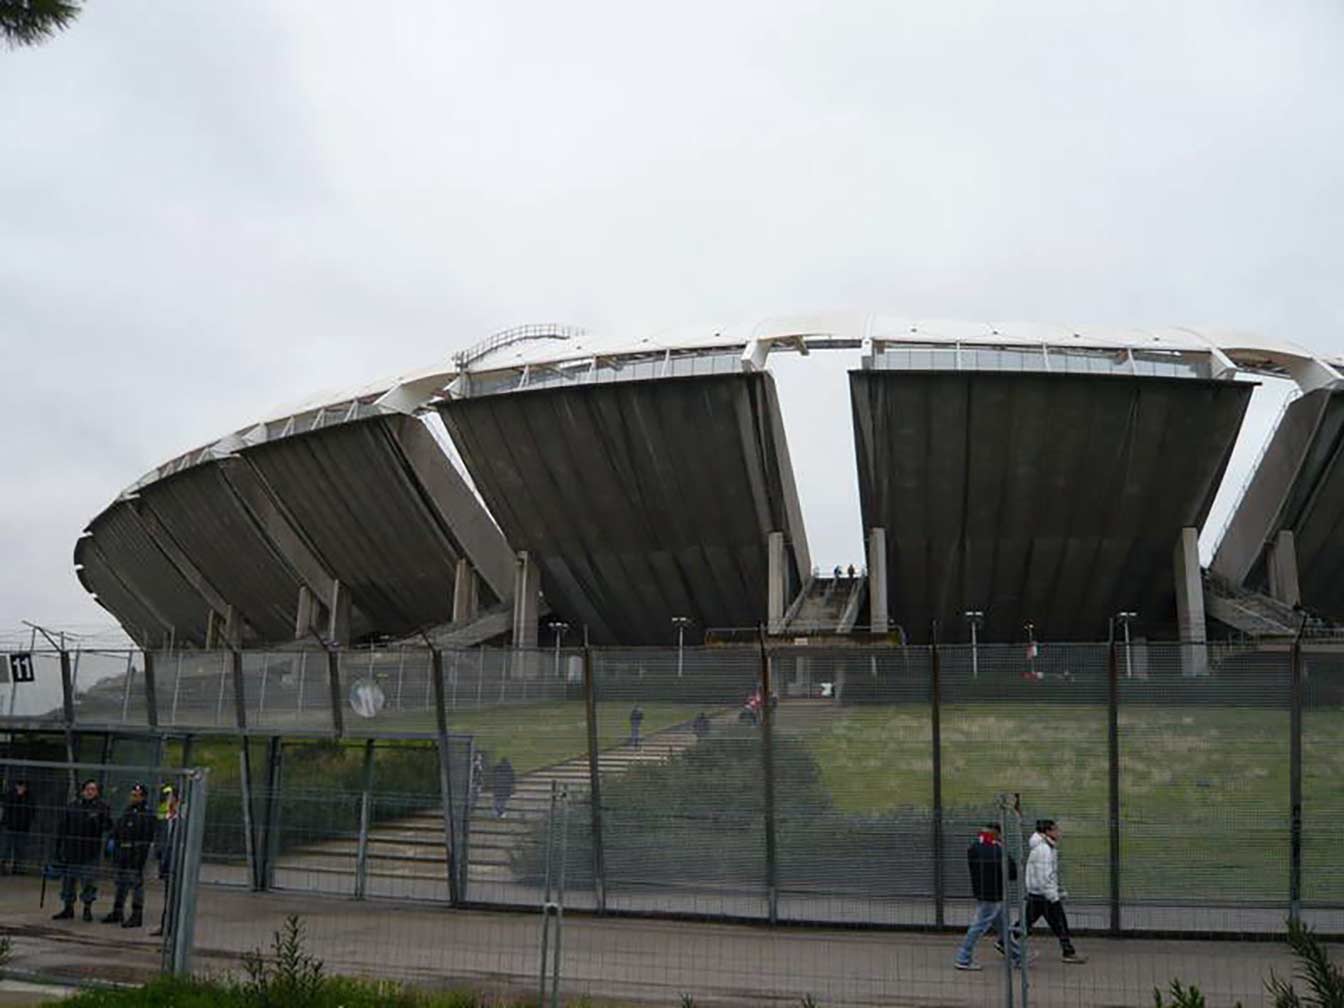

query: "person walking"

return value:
[1, 779, 36, 875]
[629, 703, 644, 749]
[1022, 819, 1087, 964]
[692, 711, 710, 739]
[492, 757, 515, 819]
[51, 778, 112, 922]
[102, 783, 156, 928]
[954, 823, 1022, 970]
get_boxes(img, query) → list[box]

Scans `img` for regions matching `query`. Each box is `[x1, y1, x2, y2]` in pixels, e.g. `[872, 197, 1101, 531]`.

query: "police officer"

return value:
[103, 783, 156, 928]
[52, 778, 112, 922]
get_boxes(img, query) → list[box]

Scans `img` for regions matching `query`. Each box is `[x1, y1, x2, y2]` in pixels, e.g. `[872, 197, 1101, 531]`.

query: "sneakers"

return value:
[954, 961, 982, 971]
[1062, 952, 1088, 965]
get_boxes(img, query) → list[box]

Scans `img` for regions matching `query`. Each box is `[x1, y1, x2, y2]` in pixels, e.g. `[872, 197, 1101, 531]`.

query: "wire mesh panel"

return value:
[772, 644, 934, 925]
[71, 650, 152, 727]
[363, 742, 454, 901]
[1119, 643, 1290, 932]
[589, 646, 765, 918]
[157, 652, 233, 729]
[337, 647, 436, 735]
[940, 643, 1110, 940]
[269, 741, 364, 896]
[1302, 643, 1344, 928]
[242, 649, 334, 734]
[186, 737, 251, 888]
[456, 646, 593, 910]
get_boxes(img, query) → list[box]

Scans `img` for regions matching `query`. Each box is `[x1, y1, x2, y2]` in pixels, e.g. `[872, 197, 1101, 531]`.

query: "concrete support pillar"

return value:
[767, 531, 786, 634]
[511, 551, 540, 649]
[1173, 526, 1208, 677]
[222, 605, 242, 648]
[868, 527, 888, 634]
[452, 558, 480, 625]
[1267, 529, 1302, 608]
[327, 580, 351, 646]
[294, 585, 316, 640]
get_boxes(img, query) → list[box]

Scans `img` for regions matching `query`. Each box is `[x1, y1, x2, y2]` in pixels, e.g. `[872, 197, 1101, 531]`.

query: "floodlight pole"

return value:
[671, 617, 691, 677]
[1114, 612, 1137, 679]
[964, 610, 983, 679]
[548, 621, 569, 680]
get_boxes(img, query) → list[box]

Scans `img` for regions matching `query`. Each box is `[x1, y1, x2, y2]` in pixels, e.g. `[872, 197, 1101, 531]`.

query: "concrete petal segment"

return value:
[851, 371, 1252, 642]
[438, 372, 810, 644]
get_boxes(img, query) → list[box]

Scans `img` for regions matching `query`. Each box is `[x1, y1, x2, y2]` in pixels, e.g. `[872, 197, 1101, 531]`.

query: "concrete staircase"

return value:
[784, 576, 858, 634]
[271, 718, 726, 893]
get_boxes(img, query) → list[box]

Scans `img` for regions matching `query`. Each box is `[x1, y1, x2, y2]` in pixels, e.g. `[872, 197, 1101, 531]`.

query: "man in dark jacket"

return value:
[1, 779, 36, 874]
[492, 757, 515, 818]
[52, 778, 112, 922]
[102, 783, 156, 928]
[954, 823, 1021, 970]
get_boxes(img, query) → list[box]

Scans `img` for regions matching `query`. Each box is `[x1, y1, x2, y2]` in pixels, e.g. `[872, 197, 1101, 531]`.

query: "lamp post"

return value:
[671, 617, 691, 678]
[1024, 621, 1038, 680]
[964, 610, 984, 679]
[1115, 612, 1137, 678]
[547, 621, 569, 679]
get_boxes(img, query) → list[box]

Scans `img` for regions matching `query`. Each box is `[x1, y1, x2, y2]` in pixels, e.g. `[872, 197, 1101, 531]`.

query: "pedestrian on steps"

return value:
[629, 704, 644, 749]
[492, 757, 515, 819]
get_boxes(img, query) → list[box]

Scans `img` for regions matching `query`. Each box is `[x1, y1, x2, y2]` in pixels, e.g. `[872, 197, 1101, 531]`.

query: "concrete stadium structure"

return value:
[73, 315, 1344, 651]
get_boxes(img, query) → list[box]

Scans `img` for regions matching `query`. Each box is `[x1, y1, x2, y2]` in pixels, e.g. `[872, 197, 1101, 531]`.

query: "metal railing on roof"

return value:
[453, 324, 587, 371]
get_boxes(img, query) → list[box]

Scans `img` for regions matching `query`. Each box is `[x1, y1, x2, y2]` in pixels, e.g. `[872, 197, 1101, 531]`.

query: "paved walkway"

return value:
[0, 875, 1323, 1007]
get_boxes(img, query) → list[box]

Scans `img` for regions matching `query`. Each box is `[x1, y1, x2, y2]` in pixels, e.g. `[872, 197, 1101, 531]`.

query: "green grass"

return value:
[796, 702, 1344, 901]
[446, 700, 703, 773]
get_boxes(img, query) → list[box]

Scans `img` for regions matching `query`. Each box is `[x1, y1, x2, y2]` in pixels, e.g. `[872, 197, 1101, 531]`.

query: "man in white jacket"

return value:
[1022, 820, 1086, 964]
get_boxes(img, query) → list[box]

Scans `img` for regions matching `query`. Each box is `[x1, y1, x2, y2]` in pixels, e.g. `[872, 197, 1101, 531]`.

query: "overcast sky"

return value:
[2, 0, 1342, 642]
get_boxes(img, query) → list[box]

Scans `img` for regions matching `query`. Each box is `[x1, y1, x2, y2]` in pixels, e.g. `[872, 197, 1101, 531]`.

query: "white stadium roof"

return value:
[124, 313, 1344, 498]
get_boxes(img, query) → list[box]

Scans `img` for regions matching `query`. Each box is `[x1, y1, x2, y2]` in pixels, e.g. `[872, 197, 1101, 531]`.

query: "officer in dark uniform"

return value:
[103, 783, 157, 928]
[52, 778, 112, 922]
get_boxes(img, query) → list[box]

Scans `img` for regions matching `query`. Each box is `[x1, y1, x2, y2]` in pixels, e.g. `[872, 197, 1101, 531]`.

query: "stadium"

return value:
[72, 313, 1344, 653]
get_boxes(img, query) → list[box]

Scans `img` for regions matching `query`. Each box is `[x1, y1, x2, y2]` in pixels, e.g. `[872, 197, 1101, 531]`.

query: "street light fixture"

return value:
[547, 621, 569, 679]
[964, 610, 984, 679]
[671, 616, 692, 678]
[1114, 611, 1138, 678]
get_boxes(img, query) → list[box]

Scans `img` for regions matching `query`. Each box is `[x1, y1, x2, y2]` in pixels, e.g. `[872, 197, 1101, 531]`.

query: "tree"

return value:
[1, 0, 82, 48]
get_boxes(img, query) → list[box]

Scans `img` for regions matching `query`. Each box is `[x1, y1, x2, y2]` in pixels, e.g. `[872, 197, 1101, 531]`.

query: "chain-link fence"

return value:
[2, 639, 1341, 1006]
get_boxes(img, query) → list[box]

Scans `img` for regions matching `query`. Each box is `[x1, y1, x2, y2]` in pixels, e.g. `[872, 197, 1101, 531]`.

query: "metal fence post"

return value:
[327, 650, 345, 739]
[430, 647, 462, 905]
[1289, 638, 1303, 923]
[930, 632, 945, 929]
[1107, 639, 1121, 935]
[59, 649, 77, 791]
[261, 735, 283, 891]
[758, 628, 779, 924]
[581, 646, 607, 912]
[169, 767, 209, 976]
[144, 650, 159, 729]
[238, 744, 259, 891]
[354, 738, 376, 900]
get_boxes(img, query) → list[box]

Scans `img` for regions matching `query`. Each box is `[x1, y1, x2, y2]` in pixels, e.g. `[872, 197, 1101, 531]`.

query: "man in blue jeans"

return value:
[954, 822, 1022, 970]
